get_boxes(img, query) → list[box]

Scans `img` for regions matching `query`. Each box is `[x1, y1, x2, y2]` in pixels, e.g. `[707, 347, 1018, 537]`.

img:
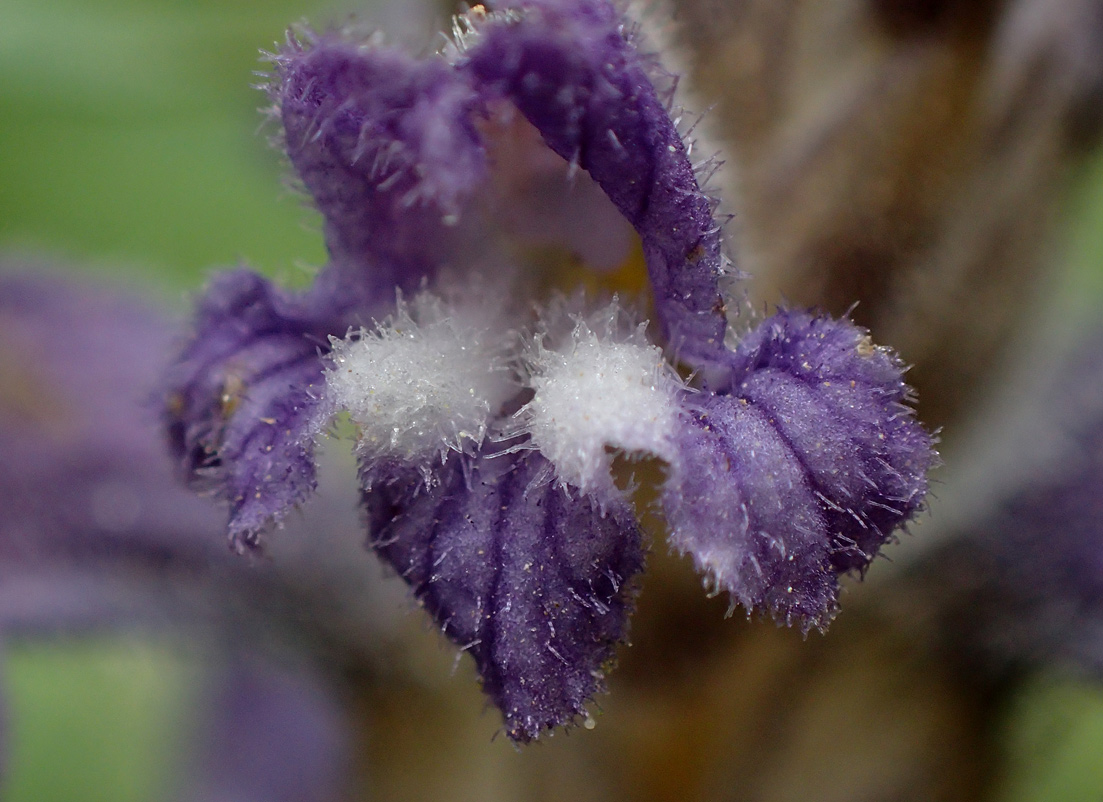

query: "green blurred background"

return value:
[3, 0, 1103, 799]
[0, 0, 332, 798]
[0, 0, 336, 297]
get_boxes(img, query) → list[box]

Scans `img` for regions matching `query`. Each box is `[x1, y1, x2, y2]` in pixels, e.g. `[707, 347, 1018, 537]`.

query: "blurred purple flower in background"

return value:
[917, 322, 1103, 678]
[0, 267, 359, 799]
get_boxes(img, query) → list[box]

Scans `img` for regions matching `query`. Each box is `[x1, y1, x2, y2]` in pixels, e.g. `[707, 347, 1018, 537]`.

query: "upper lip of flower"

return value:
[161, 0, 934, 741]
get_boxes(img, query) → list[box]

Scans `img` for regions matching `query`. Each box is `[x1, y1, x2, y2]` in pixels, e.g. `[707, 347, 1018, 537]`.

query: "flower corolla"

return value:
[162, 0, 933, 741]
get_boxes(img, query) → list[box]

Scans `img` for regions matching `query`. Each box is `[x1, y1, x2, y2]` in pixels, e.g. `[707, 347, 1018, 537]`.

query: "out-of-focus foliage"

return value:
[1065, 149, 1103, 295]
[4, 640, 196, 802]
[0, 0, 349, 798]
[997, 676, 1103, 802]
[0, 0, 340, 292]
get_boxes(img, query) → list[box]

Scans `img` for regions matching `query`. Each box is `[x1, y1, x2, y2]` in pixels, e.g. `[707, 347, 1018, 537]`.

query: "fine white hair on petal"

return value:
[517, 297, 685, 497]
[325, 290, 516, 465]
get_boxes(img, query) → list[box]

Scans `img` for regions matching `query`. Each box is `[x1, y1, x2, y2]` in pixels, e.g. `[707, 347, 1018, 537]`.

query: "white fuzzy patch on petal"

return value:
[326, 291, 515, 464]
[518, 298, 684, 496]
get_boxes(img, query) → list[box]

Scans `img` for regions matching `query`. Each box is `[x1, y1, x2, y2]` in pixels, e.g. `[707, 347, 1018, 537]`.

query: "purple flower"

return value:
[925, 329, 1103, 676]
[179, 659, 351, 802]
[0, 266, 358, 799]
[163, 0, 933, 740]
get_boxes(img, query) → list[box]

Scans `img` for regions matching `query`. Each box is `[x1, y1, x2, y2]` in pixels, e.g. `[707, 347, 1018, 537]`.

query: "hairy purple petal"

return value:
[465, 0, 730, 367]
[163, 269, 356, 552]
[364, 448, 643, 741]
[273, 35, 487, 290]
[665, 310, 933, 630]
[179, 660, 351, 802]
[729, 310, 933, 573]
[665, 392, 838, 628]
